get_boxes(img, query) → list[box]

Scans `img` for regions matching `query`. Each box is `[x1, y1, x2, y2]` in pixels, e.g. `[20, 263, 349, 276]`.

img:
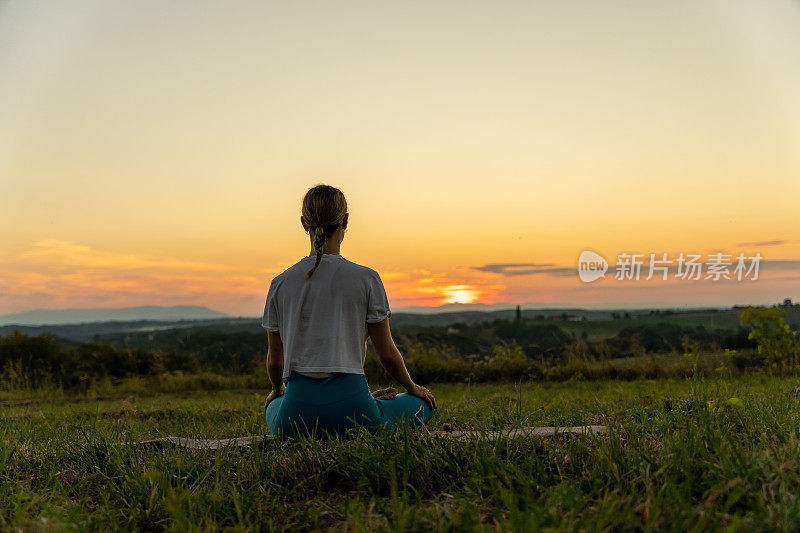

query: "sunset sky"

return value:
[1, 1, 799, 316]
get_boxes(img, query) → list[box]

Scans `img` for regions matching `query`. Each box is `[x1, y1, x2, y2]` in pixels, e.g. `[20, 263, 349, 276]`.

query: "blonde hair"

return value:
[301, 184, 348, 278]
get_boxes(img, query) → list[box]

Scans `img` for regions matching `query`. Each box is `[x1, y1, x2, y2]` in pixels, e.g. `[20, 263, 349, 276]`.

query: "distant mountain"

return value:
[396, 302, 521, 314]
[0, 306, 230, 326]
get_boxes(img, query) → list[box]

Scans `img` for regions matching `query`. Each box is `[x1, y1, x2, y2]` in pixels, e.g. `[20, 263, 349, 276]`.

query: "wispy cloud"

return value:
[473, 258, 800, 279]
[378, 269, 506, 307]
[472, 263, 575, 277]
[761, 260, 800, 271]
[0, 240, 274, 315]
[19, 239, 234, 272]
[737, 240, 791, 247]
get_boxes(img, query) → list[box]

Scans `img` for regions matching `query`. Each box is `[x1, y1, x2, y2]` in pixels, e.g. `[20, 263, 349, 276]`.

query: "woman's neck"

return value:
[308, 229, 343, 256]
[309, 243, 341, 256]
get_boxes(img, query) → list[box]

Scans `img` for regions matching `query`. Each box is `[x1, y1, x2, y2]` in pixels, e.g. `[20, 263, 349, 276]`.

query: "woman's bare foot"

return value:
[371, 387, 398, 400]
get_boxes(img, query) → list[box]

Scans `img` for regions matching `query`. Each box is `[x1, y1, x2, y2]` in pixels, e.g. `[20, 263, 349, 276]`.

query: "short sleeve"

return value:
[366, 272, 391, 323]
[261, 278, 280, 332]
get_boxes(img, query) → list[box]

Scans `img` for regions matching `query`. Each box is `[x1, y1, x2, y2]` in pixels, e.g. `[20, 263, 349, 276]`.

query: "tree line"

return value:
[1, 307, 796, 390]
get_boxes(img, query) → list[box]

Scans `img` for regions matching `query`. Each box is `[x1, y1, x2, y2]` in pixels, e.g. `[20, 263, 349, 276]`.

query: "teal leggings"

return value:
[266, 371, 433, 438]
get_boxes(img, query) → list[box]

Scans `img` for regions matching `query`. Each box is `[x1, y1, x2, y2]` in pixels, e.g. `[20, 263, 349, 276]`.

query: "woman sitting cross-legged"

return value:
[262, 184, 436, 439]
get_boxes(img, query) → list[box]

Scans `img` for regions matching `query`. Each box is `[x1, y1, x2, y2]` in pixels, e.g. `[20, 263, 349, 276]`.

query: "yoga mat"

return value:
[133, 425, 606, 450]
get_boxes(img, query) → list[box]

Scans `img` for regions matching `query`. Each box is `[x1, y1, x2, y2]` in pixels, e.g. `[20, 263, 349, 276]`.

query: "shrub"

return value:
[484, 343, 543, 381]
[738, 307, 800, 374]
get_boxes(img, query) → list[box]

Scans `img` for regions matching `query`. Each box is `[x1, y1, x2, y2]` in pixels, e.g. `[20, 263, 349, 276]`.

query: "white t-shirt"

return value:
[261, 253, 392, 379]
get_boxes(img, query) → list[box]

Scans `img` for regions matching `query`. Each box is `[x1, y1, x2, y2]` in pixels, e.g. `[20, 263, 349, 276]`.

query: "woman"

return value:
[262, 184, 436, 438]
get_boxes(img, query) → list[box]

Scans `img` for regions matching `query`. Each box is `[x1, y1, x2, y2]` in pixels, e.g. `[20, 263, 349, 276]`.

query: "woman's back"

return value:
[262, 183, 435, 438]
[262, 253, 391, 379]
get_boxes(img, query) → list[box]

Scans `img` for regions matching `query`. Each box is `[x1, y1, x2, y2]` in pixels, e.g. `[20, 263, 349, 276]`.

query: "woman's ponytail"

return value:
[307, 226, 326, 278]
[301, 185, 348, 279]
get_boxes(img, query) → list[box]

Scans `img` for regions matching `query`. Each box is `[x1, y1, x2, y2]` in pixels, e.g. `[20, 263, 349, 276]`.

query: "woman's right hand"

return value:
[408, 384, 437, 410]
[368, 320, 437, 410]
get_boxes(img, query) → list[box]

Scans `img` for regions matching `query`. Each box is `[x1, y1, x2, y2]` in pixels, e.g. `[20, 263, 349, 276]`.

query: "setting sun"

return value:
[439, 285, 482, 305]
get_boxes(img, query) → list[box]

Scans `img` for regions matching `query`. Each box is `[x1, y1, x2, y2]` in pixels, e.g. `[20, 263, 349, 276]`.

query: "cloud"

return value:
[380, 271, 411, 281]
[0, 240, 275, 315]
[737, 240, 790, 247]
[472, 257, 800, 280]
[378, 269, 506, 307]
[19, 239, 234, 272]
[472, 263, 576, 277]
[761, 259, 800, 271]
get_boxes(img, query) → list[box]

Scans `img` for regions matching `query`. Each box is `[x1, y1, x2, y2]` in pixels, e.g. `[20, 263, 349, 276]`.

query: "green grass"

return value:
[3, 375, 800, 531]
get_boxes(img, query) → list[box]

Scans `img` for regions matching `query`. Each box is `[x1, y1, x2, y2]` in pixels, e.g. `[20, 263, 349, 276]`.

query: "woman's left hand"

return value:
[371, 387, 398, 400]
[264, 384, 286, 413]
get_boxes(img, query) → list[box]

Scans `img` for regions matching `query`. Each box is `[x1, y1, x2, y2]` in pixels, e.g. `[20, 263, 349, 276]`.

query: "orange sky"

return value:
[1, 1, 799, 316]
